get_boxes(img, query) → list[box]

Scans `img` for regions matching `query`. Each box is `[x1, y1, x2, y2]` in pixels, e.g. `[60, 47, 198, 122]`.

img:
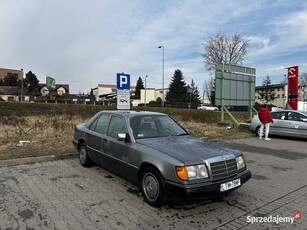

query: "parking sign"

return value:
[116, 73, 130, 110]
[117, 73, 130, 90]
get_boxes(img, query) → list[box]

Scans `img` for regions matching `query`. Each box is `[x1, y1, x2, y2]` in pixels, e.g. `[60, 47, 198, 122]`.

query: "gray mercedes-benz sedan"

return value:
[73, 110, 251, 207]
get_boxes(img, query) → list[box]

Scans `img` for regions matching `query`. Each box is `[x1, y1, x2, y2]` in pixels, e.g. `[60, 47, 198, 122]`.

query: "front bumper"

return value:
[165, 169, 252, 202]
[72, 139, 78, 149]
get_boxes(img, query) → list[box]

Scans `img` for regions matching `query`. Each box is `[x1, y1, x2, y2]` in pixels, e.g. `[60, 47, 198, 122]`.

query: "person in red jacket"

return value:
[258, 105, 274, 140]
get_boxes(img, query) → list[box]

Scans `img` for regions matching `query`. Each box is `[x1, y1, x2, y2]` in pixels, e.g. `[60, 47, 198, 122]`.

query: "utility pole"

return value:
[145, 75, 148, 107]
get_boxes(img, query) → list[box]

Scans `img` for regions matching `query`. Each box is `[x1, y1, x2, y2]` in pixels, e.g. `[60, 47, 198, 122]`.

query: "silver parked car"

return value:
[73, 110, 251, 207]
[249, 110, 307, 138]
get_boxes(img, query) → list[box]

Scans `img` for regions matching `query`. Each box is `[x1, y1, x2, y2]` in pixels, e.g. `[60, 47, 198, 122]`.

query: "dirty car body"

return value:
[73, 110, 252, 207]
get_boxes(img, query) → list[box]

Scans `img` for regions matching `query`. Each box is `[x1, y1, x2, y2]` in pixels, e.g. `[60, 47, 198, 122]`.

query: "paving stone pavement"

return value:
[0, 137, 306, 229]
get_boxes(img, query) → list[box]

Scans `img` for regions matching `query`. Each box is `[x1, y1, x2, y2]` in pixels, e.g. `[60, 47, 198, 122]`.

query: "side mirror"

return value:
[117, 133, 130, 142]
[302, 118, 307, 122]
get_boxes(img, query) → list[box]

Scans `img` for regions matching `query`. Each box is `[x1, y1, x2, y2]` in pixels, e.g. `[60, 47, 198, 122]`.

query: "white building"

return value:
[92, 83, 170, 106]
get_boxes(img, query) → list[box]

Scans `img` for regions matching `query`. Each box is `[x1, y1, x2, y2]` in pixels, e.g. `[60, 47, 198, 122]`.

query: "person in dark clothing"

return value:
[258, 105, 274, 140]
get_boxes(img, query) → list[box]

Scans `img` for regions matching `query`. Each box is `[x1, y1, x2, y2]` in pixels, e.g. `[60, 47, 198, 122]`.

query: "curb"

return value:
[0, 153, 79, 167]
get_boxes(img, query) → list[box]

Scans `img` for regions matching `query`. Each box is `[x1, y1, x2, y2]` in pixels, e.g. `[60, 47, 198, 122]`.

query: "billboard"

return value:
[215, 64, 256, 106]
[287, 66, 299, 110]
[46, 76, 56, 91]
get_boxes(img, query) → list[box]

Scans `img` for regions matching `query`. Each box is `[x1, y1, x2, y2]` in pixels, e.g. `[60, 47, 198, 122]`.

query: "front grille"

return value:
[210, 159, 237, 181]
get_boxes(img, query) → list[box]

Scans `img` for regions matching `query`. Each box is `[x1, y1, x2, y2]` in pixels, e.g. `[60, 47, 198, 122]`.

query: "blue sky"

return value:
[0, 0, 306, 94]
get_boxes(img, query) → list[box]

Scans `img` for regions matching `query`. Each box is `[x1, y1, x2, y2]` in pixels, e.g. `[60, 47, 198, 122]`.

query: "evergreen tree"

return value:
[259, 75, 276, 103]
[135, 76, 144, 98]
[166, 69, 188, 103]
[24, 71, 39, 95]
[2, 74, 18, 86]
[187, 79, 201, 103]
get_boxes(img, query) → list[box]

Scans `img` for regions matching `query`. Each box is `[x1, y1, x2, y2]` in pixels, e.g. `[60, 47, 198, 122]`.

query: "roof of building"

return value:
[98, 84, 136, 90]
[39, 83, 69, 91]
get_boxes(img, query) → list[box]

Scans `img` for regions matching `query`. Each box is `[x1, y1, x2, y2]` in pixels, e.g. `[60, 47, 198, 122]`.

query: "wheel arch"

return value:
[77, 139, 86, 150]
[138, 162, 164, 185]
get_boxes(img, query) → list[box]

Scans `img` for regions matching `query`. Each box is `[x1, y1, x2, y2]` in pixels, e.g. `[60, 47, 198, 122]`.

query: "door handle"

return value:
[102, 138, 108, 143]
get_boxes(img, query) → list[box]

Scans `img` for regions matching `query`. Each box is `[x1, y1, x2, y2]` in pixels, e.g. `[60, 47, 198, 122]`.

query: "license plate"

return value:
[219, 178, 241, 192]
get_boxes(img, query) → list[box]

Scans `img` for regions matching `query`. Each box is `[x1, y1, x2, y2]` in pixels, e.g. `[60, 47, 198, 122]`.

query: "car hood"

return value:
[136, 135, 240, 165]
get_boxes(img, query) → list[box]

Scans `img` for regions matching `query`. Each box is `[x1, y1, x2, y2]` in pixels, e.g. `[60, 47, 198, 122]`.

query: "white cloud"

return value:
[0, 0, 307, 92]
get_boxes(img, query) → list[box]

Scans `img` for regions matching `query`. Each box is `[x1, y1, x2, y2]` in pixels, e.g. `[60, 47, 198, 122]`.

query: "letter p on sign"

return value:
[117, 73, 130, 90]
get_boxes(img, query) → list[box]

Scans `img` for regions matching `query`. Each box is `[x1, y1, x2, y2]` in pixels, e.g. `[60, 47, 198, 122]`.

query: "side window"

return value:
[107, 116, 127, 138]
[288, 112, 305, 121]
[94, 115, 111, 134]
[89, 117, 99, 131]
[271, 112, 286, 120]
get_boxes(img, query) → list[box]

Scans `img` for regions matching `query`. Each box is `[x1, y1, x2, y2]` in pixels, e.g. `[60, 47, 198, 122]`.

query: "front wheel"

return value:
[140, 167, 168, 207]
[79, 144, 93, 167]
[256, 126, 265, 137]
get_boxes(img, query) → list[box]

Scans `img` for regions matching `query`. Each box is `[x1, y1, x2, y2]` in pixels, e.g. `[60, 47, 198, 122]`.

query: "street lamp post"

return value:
[188, 86, 193, 109]
[21, 68, 23, 102]
[145, 75, 148, 107]
[158, 46, 164, 107]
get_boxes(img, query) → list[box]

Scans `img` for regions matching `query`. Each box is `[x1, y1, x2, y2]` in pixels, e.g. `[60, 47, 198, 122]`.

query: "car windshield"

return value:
[129, 115, 188, 139]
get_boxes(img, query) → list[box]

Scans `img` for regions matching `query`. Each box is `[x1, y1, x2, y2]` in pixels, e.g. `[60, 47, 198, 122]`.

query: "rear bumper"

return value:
[165, 169, 252, 202]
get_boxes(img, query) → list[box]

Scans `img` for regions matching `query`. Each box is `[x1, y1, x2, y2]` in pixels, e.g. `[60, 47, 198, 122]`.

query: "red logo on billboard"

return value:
[287, 66, 299, 110]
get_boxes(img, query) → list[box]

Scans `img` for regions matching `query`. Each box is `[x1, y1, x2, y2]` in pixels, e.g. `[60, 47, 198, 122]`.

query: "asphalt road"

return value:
[0, 136, 306, 230]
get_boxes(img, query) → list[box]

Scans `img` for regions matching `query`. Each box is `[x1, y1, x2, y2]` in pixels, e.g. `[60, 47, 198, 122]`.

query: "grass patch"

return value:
[0, 102, 253, 160]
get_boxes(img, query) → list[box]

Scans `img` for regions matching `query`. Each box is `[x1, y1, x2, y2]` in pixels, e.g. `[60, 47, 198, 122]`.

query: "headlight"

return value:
[176, 164, 208, 181]
[236, 155, 246, 170]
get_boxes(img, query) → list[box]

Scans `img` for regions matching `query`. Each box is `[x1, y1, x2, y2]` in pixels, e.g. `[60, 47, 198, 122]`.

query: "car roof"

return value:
[98, 110, 166, 117]
[272, 110, 305, 112]
[272, 110, 307, 115]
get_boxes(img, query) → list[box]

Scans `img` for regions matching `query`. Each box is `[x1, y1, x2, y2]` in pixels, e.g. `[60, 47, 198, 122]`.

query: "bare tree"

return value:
[299, 72, 307, 101]
[202, 31, 249, 69]
[203, 76, 215, 104]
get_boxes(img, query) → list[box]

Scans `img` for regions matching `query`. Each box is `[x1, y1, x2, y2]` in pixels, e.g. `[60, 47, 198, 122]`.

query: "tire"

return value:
[79, 144, 93, 167]
[256, 126, 265, 137]
[140, 167, 168, 207]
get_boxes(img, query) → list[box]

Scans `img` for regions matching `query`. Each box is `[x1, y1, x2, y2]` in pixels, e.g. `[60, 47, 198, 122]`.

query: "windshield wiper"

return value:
[176, 133, 189, 136]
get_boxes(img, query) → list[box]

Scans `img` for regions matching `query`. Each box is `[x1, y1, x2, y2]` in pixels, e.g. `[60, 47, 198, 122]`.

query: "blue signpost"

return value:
[117, 73, 130, 90]
[116, 73, 130, 110]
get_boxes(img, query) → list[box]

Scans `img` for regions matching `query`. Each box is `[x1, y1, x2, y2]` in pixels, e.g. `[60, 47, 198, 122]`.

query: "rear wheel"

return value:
[79, 144, 93, 167]
[140, 167, 168, 207]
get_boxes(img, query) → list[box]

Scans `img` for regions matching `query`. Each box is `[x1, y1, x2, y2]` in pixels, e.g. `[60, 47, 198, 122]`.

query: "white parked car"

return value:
[197, 104, 219, 111]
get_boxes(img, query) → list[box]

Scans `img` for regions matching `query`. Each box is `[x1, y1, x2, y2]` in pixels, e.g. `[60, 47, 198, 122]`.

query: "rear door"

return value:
[86, 114, 111, 163]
